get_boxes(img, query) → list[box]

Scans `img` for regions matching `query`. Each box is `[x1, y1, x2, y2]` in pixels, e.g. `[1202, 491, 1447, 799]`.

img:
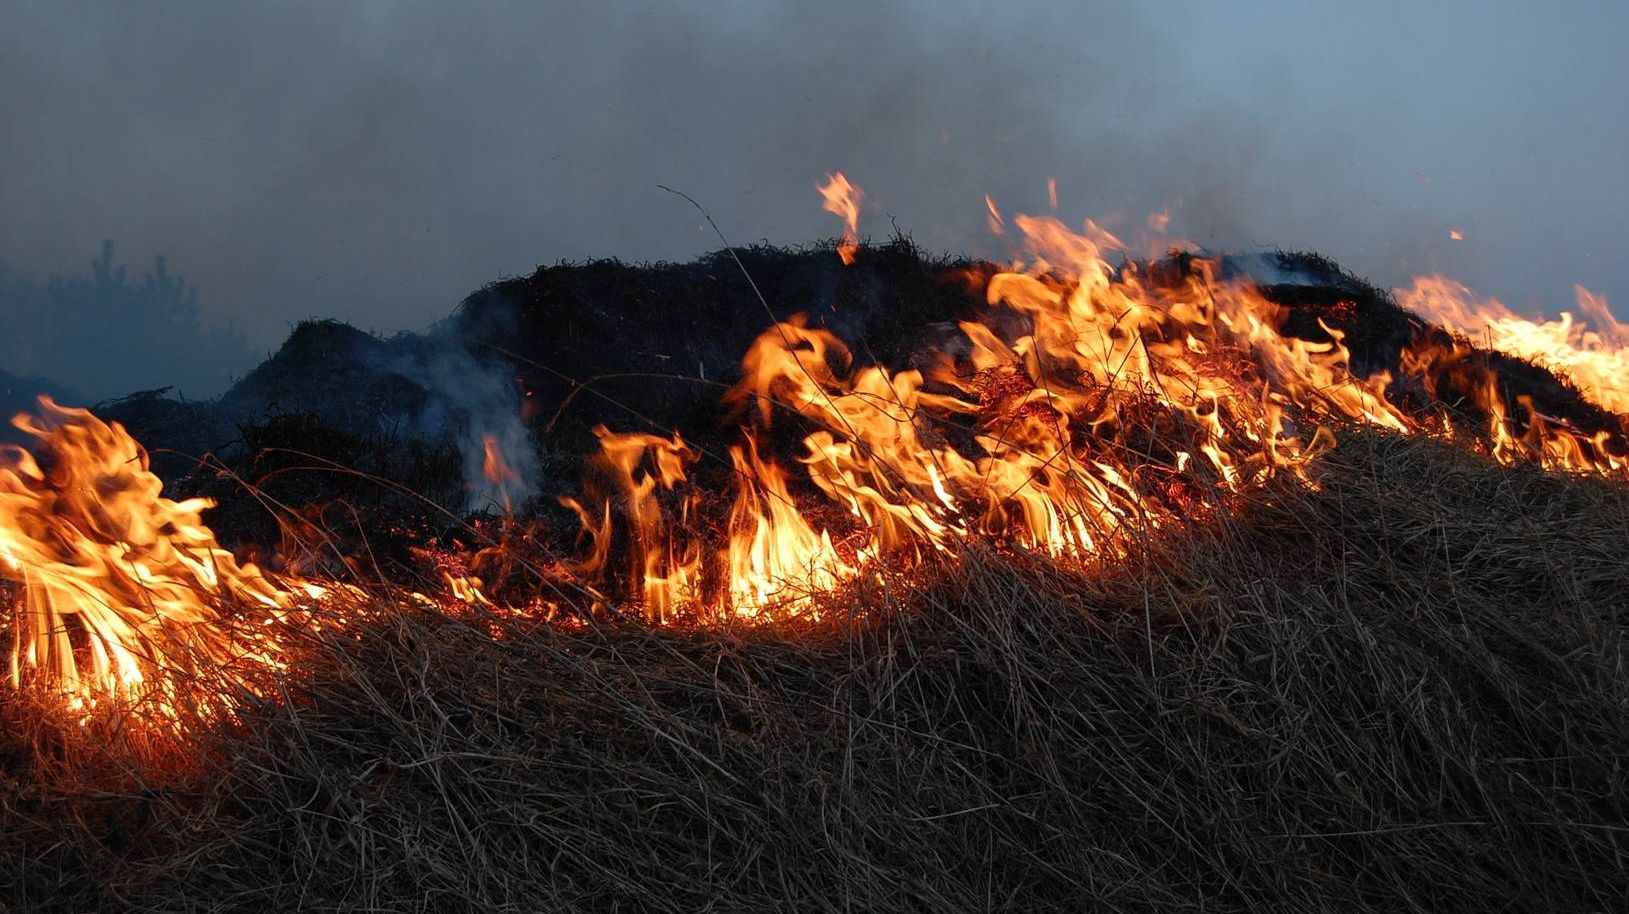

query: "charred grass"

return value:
[3, 429, 1628, 912]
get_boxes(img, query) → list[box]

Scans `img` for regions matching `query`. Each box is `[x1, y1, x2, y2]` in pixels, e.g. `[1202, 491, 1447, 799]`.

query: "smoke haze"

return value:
[2, 0, 1624, 397]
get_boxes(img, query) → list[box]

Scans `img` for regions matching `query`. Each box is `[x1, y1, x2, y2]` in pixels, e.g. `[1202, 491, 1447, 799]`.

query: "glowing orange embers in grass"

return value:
[0, 399, 295, 717]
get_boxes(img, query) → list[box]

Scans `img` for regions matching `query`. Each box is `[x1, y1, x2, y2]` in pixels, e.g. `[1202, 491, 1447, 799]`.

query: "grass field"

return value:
[4, 428, 1625, 913]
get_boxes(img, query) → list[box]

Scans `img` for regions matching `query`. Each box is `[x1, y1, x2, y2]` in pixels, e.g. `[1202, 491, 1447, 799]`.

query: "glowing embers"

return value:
[0, 399, 294, 717]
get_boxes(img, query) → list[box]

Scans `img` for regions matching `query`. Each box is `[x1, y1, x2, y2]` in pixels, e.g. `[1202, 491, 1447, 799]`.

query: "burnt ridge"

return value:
[447, 237, 987, 454]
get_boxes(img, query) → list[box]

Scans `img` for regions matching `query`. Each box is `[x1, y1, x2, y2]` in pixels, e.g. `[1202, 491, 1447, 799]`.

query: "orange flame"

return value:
[481, 433, 520, 513]
[6, 182, 1629, 727]
[559, 209, 1431, 618]
[1399, 276, 1629, 415]
[0, 399, 293, 717]
[558, 425, 701, 622]
[724, 432, 854, 617]
[818, 172, 863, 265]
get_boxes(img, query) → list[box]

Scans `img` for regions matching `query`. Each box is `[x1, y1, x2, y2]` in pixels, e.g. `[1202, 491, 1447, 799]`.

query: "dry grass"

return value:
[4, 429, 1627, 912]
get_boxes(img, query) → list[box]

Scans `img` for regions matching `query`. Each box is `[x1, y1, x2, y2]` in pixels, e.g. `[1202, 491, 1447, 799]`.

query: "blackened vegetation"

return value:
[66, 239, 1629, 594]
[91, 318, 535, 576]
[223, 320, 438, 433]
[258, 240, 1629, 491]
[37, 241, 1629, 483]
[449, 237, 986, 455]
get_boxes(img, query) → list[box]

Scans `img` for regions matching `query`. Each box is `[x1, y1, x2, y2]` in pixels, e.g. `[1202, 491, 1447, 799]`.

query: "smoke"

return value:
[0, 0, 1625, 399]
[367, 334, 539, 514]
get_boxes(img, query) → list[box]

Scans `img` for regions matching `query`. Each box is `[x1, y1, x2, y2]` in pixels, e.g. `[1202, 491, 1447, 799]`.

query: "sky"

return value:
[2, 0, 1625, 394]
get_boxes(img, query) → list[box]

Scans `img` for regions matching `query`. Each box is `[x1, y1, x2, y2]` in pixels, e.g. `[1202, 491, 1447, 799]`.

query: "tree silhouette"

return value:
[0, 242, 254, 400]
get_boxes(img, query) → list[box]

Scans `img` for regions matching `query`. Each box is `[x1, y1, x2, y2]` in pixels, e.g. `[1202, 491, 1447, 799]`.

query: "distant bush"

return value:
[0, 241, 254, 400]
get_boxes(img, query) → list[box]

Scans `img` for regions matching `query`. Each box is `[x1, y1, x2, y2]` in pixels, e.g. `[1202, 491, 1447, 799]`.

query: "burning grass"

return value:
[4, 429, 1626, 913]
[5, 176, 1629, 908]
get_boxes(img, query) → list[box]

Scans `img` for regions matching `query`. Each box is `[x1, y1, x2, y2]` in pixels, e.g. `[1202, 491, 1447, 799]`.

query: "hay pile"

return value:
[4, 428, 1625, 913]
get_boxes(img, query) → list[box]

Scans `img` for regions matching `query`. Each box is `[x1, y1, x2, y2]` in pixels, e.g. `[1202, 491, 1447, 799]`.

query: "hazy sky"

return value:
[3, 0, 1625, 381]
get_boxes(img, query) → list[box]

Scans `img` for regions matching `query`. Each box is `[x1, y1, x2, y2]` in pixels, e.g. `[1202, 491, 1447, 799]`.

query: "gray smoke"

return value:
[370, 337, 539, 513]
[1, 0, 1624, 399]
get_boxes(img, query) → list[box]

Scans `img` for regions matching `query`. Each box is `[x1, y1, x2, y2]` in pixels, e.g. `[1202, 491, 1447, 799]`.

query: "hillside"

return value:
[4, 428, 1626, 912]
[3, 240, 1627, 912]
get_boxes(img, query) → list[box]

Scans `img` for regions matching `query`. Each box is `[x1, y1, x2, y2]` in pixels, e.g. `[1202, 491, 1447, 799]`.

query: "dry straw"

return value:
[4, 428, 1626, 912]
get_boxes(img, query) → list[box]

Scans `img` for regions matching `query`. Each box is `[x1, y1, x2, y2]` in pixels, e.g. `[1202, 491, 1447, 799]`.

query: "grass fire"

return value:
[3, 177, 1627, 911]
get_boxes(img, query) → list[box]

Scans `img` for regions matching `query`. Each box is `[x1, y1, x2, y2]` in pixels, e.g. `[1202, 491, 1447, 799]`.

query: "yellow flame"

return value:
[1400, 276, 1629, 415]
[7, 178, 1629, 726]
[724, 432, 854, 618]
[0, 399, 292, 716]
